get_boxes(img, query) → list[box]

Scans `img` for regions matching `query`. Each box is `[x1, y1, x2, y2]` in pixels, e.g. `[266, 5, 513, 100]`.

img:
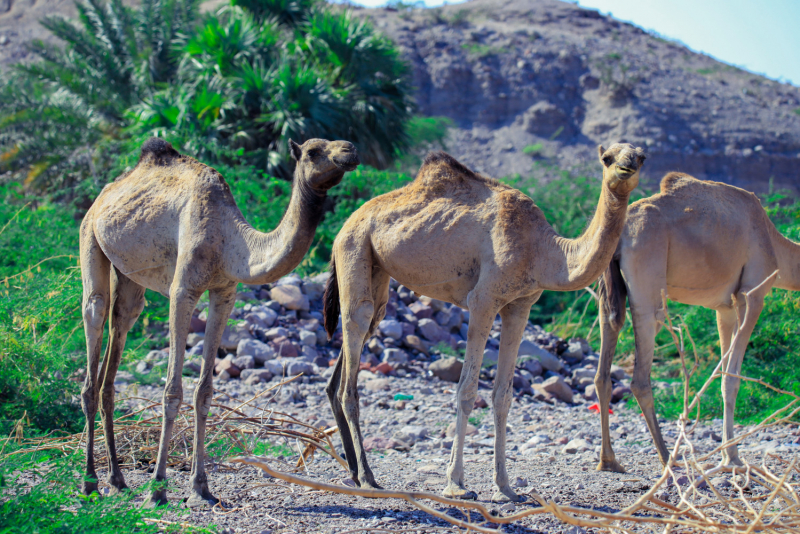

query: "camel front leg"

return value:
[144, 285, 199, 508]
[721, 274, 774, 467]
[595, 302, 625, 473]
[100, 269, 145, 493]
[187, 285, 236, 508]
[491, 297, 536, 503]
[444, 295, 496, 501]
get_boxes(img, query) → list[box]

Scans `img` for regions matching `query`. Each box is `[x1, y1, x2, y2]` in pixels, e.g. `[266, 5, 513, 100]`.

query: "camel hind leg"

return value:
[331, 246, 388, 489]
[595, 300, 626, 472]
[99, 268, 145, 493]
[326, 266, 390, 487]
[79, 223, 111, 496]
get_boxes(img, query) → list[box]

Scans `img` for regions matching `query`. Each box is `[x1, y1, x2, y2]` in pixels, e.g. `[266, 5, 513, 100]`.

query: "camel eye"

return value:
[307, 149, 321, 159]
[603, 156, 614, 166]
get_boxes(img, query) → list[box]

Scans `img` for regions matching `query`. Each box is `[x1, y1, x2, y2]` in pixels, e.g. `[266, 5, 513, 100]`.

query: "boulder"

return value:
[190, 315, 206, 333]
[583, 384, 598, 401]
[286, 360, 315, 376]
[429, 357, 462, 382]
[273, 340, 298, 358]
[418, 296, 446, 312]
[232, 355, 255, 370]
[367, 337, 385, 354]
[301, 345, 318, 361]
[240, 368, 273, 384]
[519, 340, 562, 372]
[378, 319, 403, 340]
[270, 285, 310, 311]
[186, 333, 205, 348]
[519, 357, 543, 376]
[265, 326, 289, 340]
[540, 375, 573, 403]
[408, 301, 433, 319]
[220, 322, 252, 351]
[445, 421, 478, 438]
[382, 348, 409, 365]
[363, 436, 409, 452]
[561, 339, 586, 362]
[612, 385, 632, 402]
[365, 378, 391, 392]
[417, 318, 446, 343]
[483, 349, 499, 367]
[244, 308, 278, 329]
[215, 358, 240, 378]
[237, 339, 276, 364]
[562, 438, 591, 454]
[402, 334, 428, 354]
[301, 281, 325, 301]
[299, 330, 317, 346]
[610, 364, 629, 381]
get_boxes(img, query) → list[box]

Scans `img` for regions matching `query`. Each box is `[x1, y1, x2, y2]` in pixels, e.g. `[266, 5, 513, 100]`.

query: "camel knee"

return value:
[83, 294, 108, 333]
[630, 378, 651, 400]
[162, 389, 183, 419]
[346, 300, 374, 334]
[342, 390, 360, 421]
[193, 386, 212, 417]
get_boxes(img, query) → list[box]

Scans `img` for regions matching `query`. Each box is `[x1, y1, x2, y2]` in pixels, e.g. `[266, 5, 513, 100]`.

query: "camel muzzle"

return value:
[334, 152, 361, 171]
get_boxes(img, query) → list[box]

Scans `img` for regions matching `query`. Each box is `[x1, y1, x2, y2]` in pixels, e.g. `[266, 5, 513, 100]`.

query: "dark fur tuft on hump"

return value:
[421, 151, 478, 179]
[140, 138, 180, 166]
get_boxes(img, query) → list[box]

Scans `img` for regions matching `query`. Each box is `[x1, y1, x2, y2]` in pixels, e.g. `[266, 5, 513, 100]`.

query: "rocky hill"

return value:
[2, 0, 799, 192]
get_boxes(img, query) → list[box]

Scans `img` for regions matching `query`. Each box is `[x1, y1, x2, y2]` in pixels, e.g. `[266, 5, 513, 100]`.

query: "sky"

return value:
[349, 0, 800, 87]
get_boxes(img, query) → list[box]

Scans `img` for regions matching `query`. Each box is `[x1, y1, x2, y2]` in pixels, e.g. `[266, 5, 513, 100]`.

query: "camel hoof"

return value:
[108, 484, 129, 496]
[722, 456, 745, 468]
[596, 459, 626, 473]
[186, 491, 221, 509]
[443, 486, 478, 501]
[82, 481, 99, 496]
[142, 492, 169, 509]
[491, 489, 525, 503]
[358, 480, 383, 491]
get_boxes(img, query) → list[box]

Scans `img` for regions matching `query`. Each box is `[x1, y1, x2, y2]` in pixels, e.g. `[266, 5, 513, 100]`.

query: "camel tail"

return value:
[597, 257, 627, 331]
[323, 257, 340, 340]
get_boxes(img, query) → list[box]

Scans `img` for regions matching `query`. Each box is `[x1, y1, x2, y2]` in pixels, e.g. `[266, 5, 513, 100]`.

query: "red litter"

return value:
[588, 403, 613, 414]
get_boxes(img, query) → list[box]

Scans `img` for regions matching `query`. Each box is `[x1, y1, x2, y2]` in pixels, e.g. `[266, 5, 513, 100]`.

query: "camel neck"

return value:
[769, 219, 800, 291]
[540, 181, 630, 292]
[226, 174, 329, 285]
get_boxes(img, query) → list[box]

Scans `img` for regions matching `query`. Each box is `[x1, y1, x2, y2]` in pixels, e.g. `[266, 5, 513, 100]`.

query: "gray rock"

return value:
[402, 334, 428, 354]
[417, 318, 446, 343]
[220, 322, 252, 351]
[562, 340, 586, 362]
[240, 368, 273, 384]
[583, 384, 598, 401]
[301, 345, 318, 361]
[519, 357, 543, 376]
[265, 327, 288, 340]
[378, 319, 403, 340]
[518, 340, 562, 372]
[145, 350, 167, 361]
[446, 421, 478, 438]
[408, 301, 433, 319]
[301, 281, 325, 301]
[237, 339, 276, 364]
[245, 308, 278, 329]
[186, 333, 205, 347]
[365, 378, 391, 392]
[187, 341, 204, 356]
[429, 357, 463, 382]
[285, 360, 315, 376]
[612, 385, 632, 402]
[270, 285, 310, 311]
[572, 367, 596, 381]
[299, 330, 317, 346]
[135, 360, 151, 374]
[562, 438, 591, 454]
[483, 349, 499, 367]
[367, 337, 385, 354]
[610, 364, 629, 381]
[382, 348, 409, 365]
[540, 375, 573, 403]
[232, 355, 255, 370]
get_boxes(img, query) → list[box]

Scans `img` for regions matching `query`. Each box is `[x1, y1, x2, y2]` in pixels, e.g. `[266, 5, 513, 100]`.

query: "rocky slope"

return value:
[357, 0, 800, 193]
[2, 0, 799, 192]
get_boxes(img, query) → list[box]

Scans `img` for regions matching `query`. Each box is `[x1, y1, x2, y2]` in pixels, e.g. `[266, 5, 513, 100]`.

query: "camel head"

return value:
[597, 143, 646, 195]
[290, 138, 360, 191]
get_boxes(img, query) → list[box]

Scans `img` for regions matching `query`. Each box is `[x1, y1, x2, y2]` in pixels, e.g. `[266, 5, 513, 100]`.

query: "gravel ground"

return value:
[96, 370, 799, 534]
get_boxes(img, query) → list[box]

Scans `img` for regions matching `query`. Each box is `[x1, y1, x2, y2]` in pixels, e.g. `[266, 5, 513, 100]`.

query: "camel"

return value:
[322, 144, 644, 502]
[595, 172, 793, 473]
[79, 137, 359, 507]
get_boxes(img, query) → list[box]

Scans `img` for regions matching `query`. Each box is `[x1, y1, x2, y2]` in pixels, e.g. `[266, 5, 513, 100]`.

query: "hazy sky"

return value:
[349, 0, 800, 87]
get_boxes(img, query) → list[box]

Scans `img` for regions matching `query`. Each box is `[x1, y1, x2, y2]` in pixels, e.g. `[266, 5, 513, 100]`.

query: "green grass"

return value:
[794, 107, 800, 116]
[468, 408, 488, 427]
[461, 43, 506, 58]
[522, 143, 543, 156]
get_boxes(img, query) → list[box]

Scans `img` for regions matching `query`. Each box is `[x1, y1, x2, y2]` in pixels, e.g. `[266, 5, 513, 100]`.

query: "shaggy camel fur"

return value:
[323, 145, 644, 502]
[595, 173, 793, 473]
[79, 137, 358, 507]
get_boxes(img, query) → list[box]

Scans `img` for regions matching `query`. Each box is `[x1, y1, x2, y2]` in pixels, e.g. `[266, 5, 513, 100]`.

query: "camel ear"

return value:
[597, 145, 607, 164]
[636, 147, 647, 162]
[289, 139, 302, 162]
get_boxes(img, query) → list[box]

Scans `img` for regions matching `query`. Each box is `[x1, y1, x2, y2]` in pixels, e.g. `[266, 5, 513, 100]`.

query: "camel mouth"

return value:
[335, 154, 361, 171]
[616, 165, 637, 176]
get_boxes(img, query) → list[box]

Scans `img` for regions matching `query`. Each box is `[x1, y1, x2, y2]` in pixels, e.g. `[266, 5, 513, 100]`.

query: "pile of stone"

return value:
[134, 272, 632, 404]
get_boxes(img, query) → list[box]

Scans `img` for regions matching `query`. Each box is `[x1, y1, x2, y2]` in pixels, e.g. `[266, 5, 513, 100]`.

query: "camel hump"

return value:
[659, 172, 695, 193]
[420, 151, 478, 180]
[139, 138, 181, 166]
